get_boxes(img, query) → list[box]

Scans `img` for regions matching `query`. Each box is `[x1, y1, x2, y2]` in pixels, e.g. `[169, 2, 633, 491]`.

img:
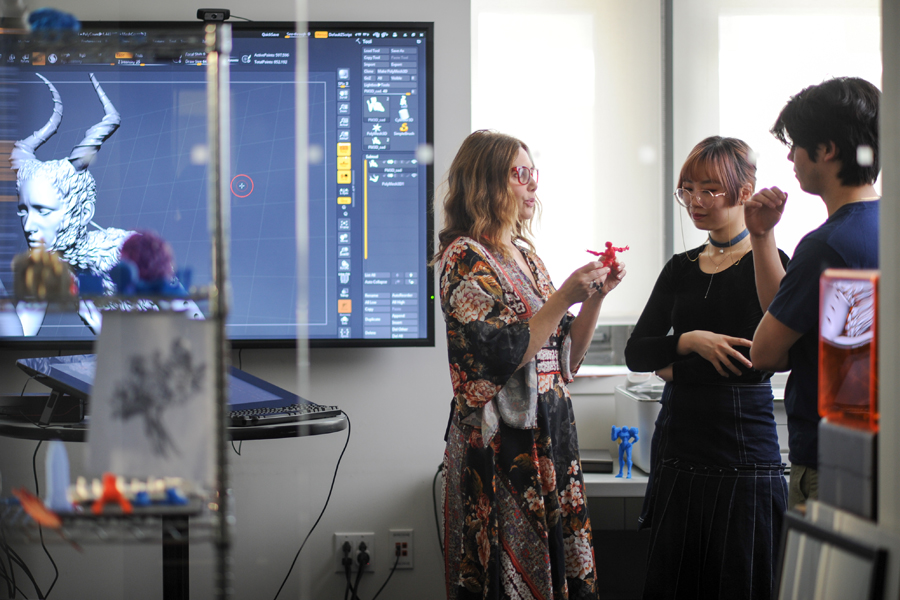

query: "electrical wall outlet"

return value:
[334, 532, 375, 573]
[389, 528, 414, 569]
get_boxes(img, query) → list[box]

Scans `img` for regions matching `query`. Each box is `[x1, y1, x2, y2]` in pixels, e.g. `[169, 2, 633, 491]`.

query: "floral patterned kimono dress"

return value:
[439, 237, 599, 600]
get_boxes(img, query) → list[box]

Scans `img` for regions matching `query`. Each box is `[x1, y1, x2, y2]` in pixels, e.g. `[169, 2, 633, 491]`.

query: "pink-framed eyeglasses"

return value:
[511, 166, 539, 185]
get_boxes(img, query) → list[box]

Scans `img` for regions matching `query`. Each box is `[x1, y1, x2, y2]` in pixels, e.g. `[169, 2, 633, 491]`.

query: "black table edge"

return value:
[0, 415, 348, 443]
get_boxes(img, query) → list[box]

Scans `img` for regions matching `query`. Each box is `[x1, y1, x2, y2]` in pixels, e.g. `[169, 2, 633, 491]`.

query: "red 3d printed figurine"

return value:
[587, 242, 629, 270]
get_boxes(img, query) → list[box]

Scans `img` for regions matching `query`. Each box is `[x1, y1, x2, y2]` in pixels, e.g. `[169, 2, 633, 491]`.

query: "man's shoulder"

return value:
[835, 199, 880, 233]
[821, 200, 878, 234]
[794, 200, 875, 249]
[805, 201, 879, 266]
[768, 229, 837, 325]
[770, 200, 878, 324]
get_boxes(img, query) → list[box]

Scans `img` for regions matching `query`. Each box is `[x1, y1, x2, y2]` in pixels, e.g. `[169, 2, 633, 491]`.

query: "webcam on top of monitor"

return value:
[197, 8, 231, 22]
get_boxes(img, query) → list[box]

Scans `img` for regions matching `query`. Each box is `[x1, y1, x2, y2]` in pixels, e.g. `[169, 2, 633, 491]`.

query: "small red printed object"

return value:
[92, 472, 133, 515]
[12, 487, 62, 528]
[587, 242, 629, 269]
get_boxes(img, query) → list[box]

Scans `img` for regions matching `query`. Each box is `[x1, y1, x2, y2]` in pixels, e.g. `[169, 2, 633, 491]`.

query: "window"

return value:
[674, 0, 881, 256]
[472, 0, 664, 322]
[472, 0, 881, 362]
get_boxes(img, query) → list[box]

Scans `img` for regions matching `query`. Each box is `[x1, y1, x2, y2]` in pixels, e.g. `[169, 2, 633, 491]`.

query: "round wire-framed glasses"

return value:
[674, 188, 727, 209]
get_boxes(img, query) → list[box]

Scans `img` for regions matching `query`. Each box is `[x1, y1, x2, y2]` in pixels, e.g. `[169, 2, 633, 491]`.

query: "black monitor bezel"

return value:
[0, 19, 436, 350]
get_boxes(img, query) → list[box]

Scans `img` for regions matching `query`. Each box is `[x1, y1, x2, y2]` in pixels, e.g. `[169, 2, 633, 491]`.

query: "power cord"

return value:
[19, 377, 38, 422]
[0, 521, 24, 599]
[272, 410, 352, 599]
[0, 547, 10, 597]
[231, 350, 244, 456]
[0, 540, 41, 598]
[16, 377, 56, 429]
[0, 378, 59, 599]
[0, 564, 28, 598]
[370, 544, 401, 600]
[351, 542, 368, 599]
[433, 463, 444, 559]
[342, 541, 355, 600]
[339, 539, 401, 600]
[0, 520, 47, 600]
[31, 441, 59, 598]
[0, 517, 15, 598]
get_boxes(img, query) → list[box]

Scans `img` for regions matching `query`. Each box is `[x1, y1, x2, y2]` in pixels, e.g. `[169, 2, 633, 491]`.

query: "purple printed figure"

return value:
[612, 426, 639, 479]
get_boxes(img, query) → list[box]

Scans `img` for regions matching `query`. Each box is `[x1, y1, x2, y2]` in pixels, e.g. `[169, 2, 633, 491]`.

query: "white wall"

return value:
[0, 0, 469, 598]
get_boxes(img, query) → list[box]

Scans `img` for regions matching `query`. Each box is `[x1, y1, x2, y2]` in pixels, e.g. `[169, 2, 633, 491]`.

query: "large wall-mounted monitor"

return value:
[0, 20, 435, 348]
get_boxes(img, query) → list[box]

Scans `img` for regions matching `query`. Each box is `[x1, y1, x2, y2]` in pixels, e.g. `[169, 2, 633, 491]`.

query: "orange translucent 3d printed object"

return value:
[818, 269, 879, 432]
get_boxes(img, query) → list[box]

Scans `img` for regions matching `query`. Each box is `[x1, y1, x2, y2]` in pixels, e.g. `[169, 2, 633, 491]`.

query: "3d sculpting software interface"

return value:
[302, 25, 433, 343]
[0, 23, 434, 345]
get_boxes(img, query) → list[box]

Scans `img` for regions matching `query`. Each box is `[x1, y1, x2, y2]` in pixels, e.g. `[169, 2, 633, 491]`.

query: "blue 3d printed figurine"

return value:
[612, 426, 639, 479]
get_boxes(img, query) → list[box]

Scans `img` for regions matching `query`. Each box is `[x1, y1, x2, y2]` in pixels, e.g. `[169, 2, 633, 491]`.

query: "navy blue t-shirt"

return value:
[768, 200, 879, 468]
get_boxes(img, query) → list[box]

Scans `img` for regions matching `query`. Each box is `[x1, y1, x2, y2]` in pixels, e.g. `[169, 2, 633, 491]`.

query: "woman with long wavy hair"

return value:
[436, 130, 625, 600]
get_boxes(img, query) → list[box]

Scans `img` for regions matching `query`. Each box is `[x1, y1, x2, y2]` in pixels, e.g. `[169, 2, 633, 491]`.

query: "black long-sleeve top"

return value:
[625, 246, 790, 384]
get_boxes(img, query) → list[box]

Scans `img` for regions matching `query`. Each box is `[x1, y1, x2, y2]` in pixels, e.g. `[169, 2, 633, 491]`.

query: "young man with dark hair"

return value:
[745, 76, 880, 510]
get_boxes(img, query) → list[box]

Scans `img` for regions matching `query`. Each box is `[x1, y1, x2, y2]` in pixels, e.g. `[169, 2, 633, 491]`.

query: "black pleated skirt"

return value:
[640, 382, 788, 600]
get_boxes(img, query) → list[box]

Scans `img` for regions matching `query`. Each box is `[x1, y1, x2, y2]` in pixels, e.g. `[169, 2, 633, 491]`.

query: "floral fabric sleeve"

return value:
[440, 239, 530, 422]
[525, 250, 579, 379]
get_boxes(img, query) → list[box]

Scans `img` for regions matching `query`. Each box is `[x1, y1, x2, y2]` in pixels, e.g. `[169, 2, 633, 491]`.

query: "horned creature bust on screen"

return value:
[10, 73, 133, 335]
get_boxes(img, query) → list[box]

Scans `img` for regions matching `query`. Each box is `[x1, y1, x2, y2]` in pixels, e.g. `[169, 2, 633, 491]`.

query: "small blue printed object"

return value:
[165, 487, 189, 506]
[611, 426, 639, 479]
[109, 260, 190, 297]
[28, 8, 81, 31]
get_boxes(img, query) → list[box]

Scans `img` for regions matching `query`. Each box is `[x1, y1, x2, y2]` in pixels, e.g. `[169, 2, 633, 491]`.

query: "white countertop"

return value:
[576, 365, 631, 377]
[583, 467, 649, 497]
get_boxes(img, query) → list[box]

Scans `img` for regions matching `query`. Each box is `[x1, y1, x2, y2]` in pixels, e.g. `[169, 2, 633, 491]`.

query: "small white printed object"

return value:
[44, 440, 71, 511]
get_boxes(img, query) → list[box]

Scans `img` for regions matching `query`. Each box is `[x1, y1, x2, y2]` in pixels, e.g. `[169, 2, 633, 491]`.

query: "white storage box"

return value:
[613, 383, 664, 474]
[613, 377, 789, 474]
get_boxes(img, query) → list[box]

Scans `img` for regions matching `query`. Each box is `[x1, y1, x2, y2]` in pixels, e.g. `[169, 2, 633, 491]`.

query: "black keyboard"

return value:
[230, 403, 341, 427]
